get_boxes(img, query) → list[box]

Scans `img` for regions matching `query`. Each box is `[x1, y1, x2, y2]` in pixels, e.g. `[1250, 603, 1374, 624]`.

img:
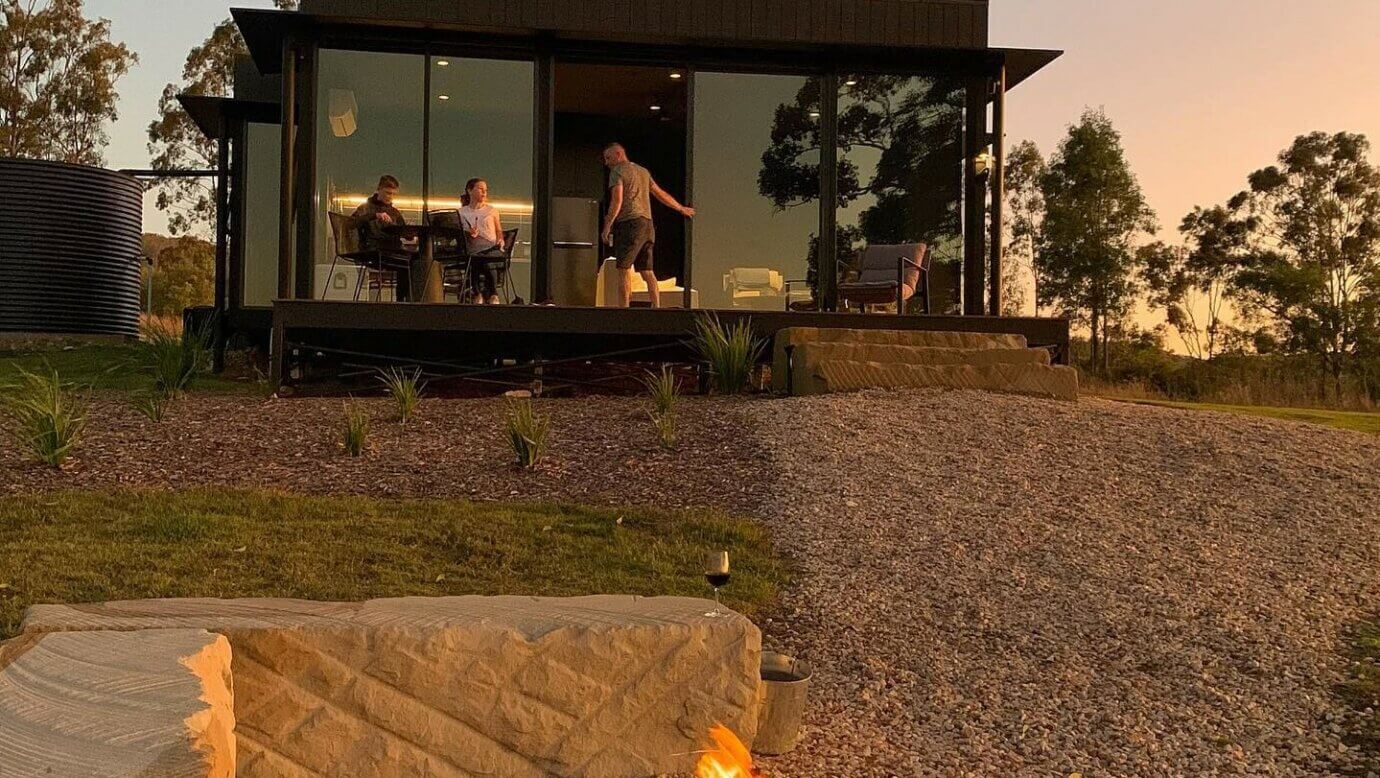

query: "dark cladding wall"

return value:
[301, 0, 988, 48]
[0, 158, 142, 336]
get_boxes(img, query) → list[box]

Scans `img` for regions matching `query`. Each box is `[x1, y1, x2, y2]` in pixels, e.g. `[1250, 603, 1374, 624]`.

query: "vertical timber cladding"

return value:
[299, 0, 989, 48]
[0, 158, 143, 337]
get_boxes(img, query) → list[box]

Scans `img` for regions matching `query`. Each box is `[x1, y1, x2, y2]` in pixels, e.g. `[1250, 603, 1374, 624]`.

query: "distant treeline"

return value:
[1006, 111, 1380, 406]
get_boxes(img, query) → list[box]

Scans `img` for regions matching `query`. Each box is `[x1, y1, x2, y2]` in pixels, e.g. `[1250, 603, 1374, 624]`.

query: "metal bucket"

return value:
[753, 652, 812, 755]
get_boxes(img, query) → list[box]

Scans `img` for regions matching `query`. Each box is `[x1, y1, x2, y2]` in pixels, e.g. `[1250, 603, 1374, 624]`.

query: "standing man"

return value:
[600, 143, 695, 308]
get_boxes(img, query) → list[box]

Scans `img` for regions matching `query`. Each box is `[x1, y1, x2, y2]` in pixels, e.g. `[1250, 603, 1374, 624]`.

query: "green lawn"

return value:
[1122, 399, 1380, 435]
[0, 489, 787, 639]
[0, 342, 253, 394]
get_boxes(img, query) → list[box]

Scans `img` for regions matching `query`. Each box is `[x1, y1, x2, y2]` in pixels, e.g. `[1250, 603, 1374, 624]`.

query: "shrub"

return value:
[377, 367, 425, 424]
[142, 317, 211, 397]
[691, 314, 765, 395]
[505, 398, 549, 469]
[642, 367, 680, 449]
[342, 400, 369, 457]
[0, 367, 87, 468]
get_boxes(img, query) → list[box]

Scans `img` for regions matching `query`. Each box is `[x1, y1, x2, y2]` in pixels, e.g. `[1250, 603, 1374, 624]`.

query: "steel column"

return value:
[989, 65, 1006, 316]
[293, 43, 318, 300]
[818, 71, 840, 311]
[276, 37, 296, 302]
[532, 52, 554, 303]
[213, 133, 230, 371]
[962, 75, 988, 316]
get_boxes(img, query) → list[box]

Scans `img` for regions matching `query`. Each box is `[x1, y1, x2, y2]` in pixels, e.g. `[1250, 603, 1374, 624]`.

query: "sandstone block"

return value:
[23, 595, 761, 778]
[785, 343, 1050, 396]
[771, 327, 1030, 392]
[0, 629, 235, 777]
[814, 360, 1080, 400]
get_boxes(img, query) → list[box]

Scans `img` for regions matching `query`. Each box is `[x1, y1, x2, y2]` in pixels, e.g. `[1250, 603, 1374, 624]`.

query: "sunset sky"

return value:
[90, 0, 1380, 295]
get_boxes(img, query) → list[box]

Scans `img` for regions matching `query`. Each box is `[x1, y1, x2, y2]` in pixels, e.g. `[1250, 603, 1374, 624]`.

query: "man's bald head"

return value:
[602, 142, 629, 167]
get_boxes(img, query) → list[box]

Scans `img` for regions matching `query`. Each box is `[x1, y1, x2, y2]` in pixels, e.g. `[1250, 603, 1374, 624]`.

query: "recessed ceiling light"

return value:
[669, 72, 683, 80]
[438, 94, 451, 101]
[809, 110, 821, 119]
[436, 60, 450, 67]
[650, 104, 662, 112]
[845, 78, 858, 86]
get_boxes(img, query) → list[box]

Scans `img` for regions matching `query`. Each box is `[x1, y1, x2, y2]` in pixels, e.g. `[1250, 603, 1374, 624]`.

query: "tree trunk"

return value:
[1103, 318, 1112, 374]
[1089, 308, 1101, 375]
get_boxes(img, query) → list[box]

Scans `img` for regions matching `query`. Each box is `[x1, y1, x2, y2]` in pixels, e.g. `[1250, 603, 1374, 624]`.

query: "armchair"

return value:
[837, 243, 930, 315]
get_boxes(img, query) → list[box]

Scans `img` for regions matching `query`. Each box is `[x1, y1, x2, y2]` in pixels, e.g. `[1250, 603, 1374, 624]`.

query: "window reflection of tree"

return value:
[757, 75, 965, 308]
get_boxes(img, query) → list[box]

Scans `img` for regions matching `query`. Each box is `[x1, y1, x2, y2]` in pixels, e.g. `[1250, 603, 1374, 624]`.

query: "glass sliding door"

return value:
[242, 121, 281, 307]
[692, 72, 820, 311]
[427, 56, 536, 302]
[314, 49, 425, 300]
[836, 75, 965, 313]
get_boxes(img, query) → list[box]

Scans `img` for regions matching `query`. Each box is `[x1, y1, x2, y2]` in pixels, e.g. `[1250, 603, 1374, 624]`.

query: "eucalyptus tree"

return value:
[1038, 109, 1157, 373]
[1188, 132, 1380, 400]
[147, 0, 296, 236]
[0, 0, 136, 165]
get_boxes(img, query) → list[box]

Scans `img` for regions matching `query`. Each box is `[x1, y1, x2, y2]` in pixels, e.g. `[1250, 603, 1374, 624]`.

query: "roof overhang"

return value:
[177, 94, 281, 141]
[232, 7, 1059, 91]
[999, 47, 1062, 90]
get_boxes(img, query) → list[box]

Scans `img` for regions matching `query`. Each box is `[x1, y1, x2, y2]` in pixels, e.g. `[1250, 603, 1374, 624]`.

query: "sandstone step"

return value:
[814, 360, 1080, 400]
[781, 342, 1050, 395]
[0, 629, 235, 777]
[771, 327, 1030, 392]
[23, 595, 761, 778]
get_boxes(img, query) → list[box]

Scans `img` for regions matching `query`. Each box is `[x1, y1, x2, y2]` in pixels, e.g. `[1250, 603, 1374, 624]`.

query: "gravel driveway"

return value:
[751, 391, 1380, 777]
[3, 390, 1379, 775]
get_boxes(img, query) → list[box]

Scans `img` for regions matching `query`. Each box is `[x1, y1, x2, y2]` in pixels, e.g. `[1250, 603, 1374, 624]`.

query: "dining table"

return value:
[381, 222, 470, 303]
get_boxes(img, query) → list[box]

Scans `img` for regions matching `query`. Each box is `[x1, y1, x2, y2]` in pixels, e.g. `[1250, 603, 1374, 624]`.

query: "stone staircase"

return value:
[771, 327, 1079, 401]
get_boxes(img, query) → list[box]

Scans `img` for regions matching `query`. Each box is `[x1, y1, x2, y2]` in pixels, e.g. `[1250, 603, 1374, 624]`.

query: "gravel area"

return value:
[3, 390, 1380, 775]
[751, 392, 1380, 777]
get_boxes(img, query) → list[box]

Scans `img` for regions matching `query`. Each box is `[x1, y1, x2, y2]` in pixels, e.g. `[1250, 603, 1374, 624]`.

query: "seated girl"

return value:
[458, 177, 506, 305]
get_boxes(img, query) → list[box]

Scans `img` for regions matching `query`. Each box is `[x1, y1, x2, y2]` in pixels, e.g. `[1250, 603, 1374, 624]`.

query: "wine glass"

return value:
[704, 551, 731, 618]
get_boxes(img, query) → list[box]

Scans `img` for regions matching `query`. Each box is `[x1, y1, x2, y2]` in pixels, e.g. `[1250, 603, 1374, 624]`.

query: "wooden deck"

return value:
[270, 299, 1070, 386]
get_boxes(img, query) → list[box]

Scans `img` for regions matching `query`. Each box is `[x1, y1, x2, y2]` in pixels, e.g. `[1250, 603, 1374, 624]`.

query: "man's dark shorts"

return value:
[613, 217, 656, 272]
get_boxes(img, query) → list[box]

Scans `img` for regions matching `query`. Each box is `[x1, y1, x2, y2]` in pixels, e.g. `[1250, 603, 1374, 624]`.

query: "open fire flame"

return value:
[696, 724, 764, 778]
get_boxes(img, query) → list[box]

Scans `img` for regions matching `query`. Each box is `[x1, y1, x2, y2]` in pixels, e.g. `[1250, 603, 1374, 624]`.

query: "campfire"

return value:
[696, 724, 763, 778]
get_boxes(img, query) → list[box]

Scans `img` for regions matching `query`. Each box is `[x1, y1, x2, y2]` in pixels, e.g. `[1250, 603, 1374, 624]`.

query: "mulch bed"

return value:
[0, 394, 771, 516]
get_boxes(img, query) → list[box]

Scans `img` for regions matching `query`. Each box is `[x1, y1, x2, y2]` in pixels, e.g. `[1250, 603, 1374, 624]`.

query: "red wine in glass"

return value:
[704, 551, 730, 617]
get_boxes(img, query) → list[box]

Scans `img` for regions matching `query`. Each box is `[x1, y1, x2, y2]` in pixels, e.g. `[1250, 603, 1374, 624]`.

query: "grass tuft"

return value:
[691, 313, 765, 395]
[342, 399, 370, 457]
[132, 389, 173, 422]
[505, 398, 549, 469]
[0, 367, 88, 468]
[643, 367, 681, 450]
[377, 367, 425, 424]
[141, 318, 211, 398]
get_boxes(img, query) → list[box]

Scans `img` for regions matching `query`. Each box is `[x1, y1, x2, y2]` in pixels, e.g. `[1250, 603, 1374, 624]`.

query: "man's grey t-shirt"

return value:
[609, 162, 654, 223]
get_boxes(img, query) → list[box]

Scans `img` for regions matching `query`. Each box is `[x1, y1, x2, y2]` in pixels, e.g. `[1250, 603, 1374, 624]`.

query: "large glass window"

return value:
[315, 49, 425, 300]
[428, 56, 536, 302]
[837, 75, 966, 313]
[693, 72, 819, 311]
[242, 121, 281, 307]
